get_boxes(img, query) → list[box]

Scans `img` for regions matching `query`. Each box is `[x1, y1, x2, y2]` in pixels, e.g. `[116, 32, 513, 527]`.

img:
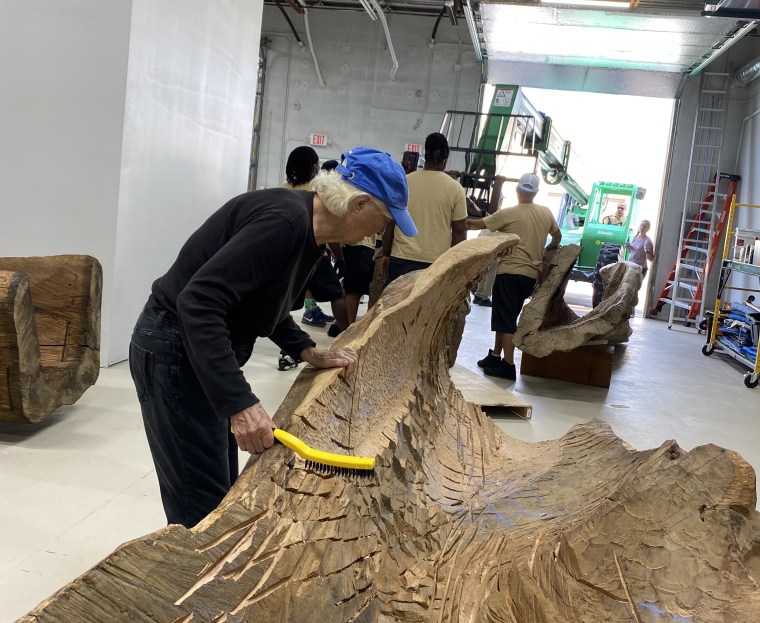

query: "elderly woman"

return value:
[129, 147, 416, 528]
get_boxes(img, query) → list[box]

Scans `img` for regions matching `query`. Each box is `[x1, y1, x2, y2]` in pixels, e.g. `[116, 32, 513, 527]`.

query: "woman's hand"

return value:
[230, 403, 276, 454]
[300, 346, 358, 381]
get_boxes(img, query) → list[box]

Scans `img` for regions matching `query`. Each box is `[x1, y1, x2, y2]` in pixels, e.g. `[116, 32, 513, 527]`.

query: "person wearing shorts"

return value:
[466, 172, 562, 380]
[341, 236, 376, 324]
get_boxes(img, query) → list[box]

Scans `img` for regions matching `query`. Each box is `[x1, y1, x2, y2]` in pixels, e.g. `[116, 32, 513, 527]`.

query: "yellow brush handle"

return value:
[273, 428, 375, 471]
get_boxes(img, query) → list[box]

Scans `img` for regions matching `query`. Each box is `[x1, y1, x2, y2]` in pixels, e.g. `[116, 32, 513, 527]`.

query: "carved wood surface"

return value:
[514, 245, 643, 358]
[0, 255, 102, 423]
[18, 238, 760, 623]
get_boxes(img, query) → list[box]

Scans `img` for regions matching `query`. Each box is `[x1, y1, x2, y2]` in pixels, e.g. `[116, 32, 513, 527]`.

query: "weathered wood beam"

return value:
[0, 255, 101, 423]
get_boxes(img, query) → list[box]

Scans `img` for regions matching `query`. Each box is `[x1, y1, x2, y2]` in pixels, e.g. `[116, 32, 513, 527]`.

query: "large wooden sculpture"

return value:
[18, 238, 760, 623]
[514, 244, 643, 358]
[0, 255, 102, 423]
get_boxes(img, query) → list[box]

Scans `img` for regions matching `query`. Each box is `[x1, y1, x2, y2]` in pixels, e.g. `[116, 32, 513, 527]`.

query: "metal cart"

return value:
[702, 196, 760, 388]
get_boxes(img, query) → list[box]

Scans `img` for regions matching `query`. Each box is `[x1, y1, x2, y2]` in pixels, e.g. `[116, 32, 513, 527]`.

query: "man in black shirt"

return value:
[129, 147, 417, 528]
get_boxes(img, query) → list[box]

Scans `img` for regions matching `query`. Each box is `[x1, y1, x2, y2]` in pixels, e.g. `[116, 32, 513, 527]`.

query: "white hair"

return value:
[310, 170, 391, 218]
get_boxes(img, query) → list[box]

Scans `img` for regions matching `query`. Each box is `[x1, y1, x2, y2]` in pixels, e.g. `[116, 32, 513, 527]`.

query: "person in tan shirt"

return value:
[381, 133, 467, 283]
[467, 172, 561, 380]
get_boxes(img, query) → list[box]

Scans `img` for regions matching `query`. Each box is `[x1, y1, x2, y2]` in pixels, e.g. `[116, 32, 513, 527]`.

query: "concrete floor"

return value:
[1, 292, 758, 622]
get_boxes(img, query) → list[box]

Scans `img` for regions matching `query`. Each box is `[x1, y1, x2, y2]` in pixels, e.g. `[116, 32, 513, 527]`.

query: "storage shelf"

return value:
[725, 260, 760, 277]
[703, 196, 760, 387]
[714, 336, 755, 369]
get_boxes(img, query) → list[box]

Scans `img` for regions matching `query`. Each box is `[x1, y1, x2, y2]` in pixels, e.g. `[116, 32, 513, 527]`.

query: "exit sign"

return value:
[309, 133, 328, 147]
[405, 143, 421, 153]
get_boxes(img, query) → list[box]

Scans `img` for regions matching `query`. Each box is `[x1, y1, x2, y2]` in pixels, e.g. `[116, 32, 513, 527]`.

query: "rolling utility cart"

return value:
[702, 196, 760, 388]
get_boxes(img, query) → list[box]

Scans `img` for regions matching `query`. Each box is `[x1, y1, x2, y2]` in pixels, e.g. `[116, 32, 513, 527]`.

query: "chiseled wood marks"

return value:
[17, 238, 760, 623]
[0, 255, 102, 423]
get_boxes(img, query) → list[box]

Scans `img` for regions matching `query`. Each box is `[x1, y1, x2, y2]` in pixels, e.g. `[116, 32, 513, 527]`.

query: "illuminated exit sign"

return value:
[309, 133, 328, 147]
[405, 143, 421, 153]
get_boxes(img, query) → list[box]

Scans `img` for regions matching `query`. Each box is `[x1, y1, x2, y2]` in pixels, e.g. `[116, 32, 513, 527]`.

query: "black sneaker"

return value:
[483, 360, 516, 380]
[477, 349, 502, 369]
[473, 296, 492, 307]
[327, 323, 342, 338]
[278, 352, 298, 371]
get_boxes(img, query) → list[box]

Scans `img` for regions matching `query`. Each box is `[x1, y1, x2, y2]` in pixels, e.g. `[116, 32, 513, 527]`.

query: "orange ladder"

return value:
[651, 173, 739, 318]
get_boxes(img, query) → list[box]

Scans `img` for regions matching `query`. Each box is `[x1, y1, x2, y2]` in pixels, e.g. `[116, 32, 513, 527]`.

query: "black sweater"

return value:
[150, 188, 322, 419]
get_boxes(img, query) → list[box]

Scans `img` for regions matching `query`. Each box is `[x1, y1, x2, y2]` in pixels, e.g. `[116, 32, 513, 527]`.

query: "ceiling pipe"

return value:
[273, 0, 304, 46]
[431, 5, 446, 42]
[303, 7, 326, 87]
[734, 56, 760, 87]
[282, 0, 304, 13]
[358, 0, 378, 20]
[447, 0, 458, 26]
[368, 0, 399, 81]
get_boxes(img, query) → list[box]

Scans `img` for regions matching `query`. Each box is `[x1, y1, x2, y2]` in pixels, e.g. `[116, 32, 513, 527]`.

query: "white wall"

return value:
[734, 75, 760, 212]
[1, 1, 263, 366]
[109, 0, 263, 364]
[256, 7, 481, 188]
[727, 69, 760, 295]
[0, 2, 133, 353]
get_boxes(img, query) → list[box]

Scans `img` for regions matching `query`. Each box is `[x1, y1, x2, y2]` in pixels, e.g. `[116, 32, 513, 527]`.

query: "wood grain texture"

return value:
[17, 238, 760, 623]
[514, 246, 643, 358]
[0, 255, 102, 423]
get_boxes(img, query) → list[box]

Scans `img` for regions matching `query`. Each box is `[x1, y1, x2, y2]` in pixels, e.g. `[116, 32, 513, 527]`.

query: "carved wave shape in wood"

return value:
[18, 237, 760, 622]
[514, 245, 644, 358]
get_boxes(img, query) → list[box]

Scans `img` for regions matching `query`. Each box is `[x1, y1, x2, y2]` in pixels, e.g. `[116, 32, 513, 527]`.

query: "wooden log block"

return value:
[520, 345, 615, 387]
[0, 255, 102, 423]
[16, 237, 760, 623]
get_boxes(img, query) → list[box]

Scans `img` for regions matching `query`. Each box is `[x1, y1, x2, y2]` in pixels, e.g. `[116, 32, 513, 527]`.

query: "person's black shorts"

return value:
[491, 273, 537, 333]
[386, 257, 431, 285]
[342, 245, 375, 295]
[292, 254, 343, 309]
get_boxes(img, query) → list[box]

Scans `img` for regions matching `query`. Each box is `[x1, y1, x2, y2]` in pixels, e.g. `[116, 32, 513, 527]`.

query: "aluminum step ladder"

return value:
[664, 71, 732, 329]
[651, 173, 739, 319]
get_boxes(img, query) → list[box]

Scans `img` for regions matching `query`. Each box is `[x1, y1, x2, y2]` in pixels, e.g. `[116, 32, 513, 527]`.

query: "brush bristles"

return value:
[304, 460, 375, 478]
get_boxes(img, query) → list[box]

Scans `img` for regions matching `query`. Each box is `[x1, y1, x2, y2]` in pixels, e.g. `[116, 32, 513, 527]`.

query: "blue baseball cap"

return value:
[336, 147, 417, 237]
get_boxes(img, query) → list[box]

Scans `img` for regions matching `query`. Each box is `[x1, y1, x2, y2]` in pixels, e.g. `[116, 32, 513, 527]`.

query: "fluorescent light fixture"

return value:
[541, 0, 630, 7]
[463, 0, 483, 62]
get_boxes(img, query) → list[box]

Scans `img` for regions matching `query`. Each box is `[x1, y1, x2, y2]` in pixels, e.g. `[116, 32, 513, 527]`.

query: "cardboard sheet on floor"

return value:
[450, 364, 532, 420]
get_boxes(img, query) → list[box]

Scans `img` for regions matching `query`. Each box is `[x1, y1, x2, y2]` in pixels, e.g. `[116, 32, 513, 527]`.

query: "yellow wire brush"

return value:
[273, 429, 375, 476]
[232, 425, 375, 476]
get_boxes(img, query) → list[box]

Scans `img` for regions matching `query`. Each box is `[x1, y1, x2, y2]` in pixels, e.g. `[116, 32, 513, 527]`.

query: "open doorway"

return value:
[483, 85, 674, 313]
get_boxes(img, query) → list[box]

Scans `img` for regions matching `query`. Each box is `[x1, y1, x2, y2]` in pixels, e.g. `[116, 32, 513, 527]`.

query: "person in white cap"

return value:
[466, 172, 562, 380]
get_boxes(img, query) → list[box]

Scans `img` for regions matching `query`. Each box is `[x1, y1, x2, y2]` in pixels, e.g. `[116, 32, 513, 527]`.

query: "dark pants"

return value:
[386, 257, 431, 284]
[129, 300, 238, 528]
[491, 273, 537, 333]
